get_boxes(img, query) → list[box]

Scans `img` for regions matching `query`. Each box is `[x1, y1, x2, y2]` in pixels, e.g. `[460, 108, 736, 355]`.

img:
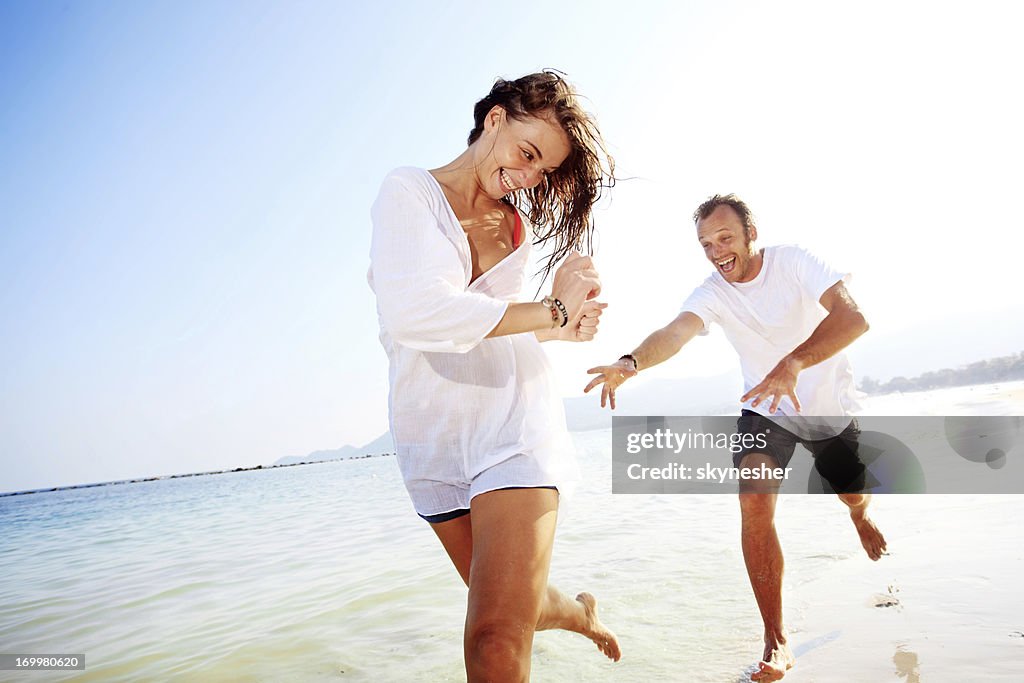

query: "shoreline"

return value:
[0, 452, 394, 498]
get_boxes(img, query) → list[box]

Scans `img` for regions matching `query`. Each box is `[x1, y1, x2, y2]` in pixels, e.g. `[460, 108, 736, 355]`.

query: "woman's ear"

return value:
[483, 105, 505, 133]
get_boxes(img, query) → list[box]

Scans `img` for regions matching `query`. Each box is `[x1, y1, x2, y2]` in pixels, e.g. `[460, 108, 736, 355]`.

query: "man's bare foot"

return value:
[851, 509, 887, 561]
[575, 592, 621, 661]
[750, 640, 794, 682]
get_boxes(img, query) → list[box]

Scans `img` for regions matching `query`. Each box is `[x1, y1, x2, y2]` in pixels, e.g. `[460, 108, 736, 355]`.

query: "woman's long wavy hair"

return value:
[467, 70, 615, 281]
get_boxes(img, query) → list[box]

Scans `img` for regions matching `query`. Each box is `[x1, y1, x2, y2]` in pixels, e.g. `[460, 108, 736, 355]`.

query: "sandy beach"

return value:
[771, 495, 1024, 682]
[768, 382, 1024, 681]
[858, 381, 1024, 417]
[526, 381, 1024, 682]
[512, 382, 1024, 682]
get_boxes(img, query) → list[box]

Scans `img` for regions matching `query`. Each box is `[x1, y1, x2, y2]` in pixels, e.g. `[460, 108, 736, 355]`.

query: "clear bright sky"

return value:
[2, 0, 1022, 493]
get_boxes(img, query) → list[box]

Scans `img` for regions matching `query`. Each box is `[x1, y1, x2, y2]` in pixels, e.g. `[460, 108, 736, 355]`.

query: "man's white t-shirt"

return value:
[681, 245, 861, 438]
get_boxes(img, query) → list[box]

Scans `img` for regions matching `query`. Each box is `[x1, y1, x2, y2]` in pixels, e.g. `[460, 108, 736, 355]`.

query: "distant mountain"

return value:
[273, 431, 395, 467]
[859, 350, 1024, 395]
[276, 344, 1024, 470]
[563, 372, 743, 431]
[273, 444, 361, 466]
[849, 313, 1024, 384]
[360, 430, 395, 454]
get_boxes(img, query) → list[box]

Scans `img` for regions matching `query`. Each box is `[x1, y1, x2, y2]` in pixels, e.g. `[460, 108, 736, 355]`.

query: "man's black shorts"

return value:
[734, 410, 867, 493]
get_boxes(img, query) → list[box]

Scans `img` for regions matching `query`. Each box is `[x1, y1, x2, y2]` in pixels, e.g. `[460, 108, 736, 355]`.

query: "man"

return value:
[585, 194, 887, 681]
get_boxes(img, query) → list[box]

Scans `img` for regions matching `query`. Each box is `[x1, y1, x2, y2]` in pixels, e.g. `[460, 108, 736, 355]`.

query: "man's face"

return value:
[696, 205, 761, 283]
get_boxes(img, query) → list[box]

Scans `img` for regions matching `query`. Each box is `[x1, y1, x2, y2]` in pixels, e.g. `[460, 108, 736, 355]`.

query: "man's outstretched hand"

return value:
[741, 357, 803, 413]
[584, 359, 638, 410]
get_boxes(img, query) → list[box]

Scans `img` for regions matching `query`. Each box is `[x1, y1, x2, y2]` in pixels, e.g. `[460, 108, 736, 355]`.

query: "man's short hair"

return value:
[693, 194, 756, 238]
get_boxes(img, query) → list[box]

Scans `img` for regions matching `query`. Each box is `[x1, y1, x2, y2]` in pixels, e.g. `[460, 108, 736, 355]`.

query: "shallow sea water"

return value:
[2, 429, 1022, 682]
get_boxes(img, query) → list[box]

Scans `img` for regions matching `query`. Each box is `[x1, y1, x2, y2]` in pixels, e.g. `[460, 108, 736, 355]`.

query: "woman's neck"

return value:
[430, 148, 496, 211]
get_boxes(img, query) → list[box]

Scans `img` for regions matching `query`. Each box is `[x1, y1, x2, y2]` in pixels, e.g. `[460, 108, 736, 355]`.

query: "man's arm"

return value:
[742, 281, 869, 413]
[584, 311, 706, 409]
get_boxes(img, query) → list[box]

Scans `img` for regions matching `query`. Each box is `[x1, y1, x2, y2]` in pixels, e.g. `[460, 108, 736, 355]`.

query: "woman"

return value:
[369, 71, 620, 680]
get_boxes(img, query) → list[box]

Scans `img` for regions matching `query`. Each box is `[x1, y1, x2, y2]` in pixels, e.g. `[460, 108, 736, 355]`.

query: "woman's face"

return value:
[474, 106, 571, 199]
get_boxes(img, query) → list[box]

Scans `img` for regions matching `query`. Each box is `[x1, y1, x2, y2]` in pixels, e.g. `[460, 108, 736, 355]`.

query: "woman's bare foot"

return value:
[575, 592, 621, 661]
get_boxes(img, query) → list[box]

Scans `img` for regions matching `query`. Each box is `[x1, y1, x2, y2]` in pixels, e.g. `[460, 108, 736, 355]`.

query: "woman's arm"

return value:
[535, 300, 606, 342]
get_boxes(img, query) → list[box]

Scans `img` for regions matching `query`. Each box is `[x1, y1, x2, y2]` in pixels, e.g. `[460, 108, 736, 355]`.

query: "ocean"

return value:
[3, 406, 1023, 681]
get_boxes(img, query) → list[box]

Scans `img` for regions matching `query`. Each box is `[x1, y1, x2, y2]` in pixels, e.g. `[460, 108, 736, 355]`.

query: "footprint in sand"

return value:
[893, 647, 920, 682]
[870, 583, 901, 609]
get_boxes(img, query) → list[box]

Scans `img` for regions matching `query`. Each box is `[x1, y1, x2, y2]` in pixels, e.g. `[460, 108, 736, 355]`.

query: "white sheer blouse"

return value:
[368, 167, 578, 515]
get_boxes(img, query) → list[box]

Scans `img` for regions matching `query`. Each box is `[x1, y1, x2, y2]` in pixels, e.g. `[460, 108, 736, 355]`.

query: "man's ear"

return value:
[748, 224, 758, 243]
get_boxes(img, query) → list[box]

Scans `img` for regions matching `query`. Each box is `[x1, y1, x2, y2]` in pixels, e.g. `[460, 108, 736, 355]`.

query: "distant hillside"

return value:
[860, 351, 1024, 395]
[282, 353, 1024, 467]
[280, 373, 742, 466]
[563, 372, 743, 431]
[274, 445, 360, 466]
[272, 431, 395, 467]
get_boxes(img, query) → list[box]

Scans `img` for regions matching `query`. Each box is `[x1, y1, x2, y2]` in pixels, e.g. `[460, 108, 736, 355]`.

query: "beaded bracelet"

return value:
[541, 296, 569, 328]
[552, 298, 569, 328]
[540, 296, 560, 328]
